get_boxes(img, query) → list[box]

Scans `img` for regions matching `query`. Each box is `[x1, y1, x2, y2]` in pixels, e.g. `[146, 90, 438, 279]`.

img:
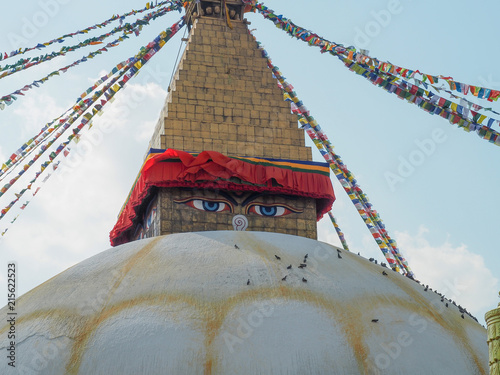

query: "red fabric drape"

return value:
[110, 149, 335, 246]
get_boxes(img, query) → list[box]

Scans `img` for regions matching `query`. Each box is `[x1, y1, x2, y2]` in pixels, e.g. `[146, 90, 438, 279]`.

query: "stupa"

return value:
[0, 2, 489, 374]
[108, 0, 334, 246]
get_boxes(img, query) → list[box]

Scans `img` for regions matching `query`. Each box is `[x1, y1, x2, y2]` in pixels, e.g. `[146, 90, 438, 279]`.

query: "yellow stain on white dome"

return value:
[0, 232, 488, 374]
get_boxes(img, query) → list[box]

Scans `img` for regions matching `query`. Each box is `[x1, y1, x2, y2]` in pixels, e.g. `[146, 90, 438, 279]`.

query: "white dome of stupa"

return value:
[0, 231, 488, 374]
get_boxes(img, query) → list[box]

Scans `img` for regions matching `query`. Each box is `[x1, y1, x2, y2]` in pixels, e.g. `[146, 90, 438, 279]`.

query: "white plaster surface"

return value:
[0, 231, 489, 374]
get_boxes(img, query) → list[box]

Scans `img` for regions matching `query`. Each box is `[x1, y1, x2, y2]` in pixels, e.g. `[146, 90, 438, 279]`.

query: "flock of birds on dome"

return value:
[232, 241, 482, 326]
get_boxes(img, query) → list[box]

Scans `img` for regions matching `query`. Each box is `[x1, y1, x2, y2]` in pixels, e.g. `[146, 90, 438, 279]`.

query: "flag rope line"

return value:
[0, 1, 179, 62]
[0, 4, 182, 108]
[252, 34, 413, 276]
[0, 3, 180, 79]
[0, 66, 130, 200]
[0, 18, 185, 229]
[328, 212, 350, 252]
[0, 109, 73, 183]
[244, 1, 499, 103]
[243, 1, 500, 146]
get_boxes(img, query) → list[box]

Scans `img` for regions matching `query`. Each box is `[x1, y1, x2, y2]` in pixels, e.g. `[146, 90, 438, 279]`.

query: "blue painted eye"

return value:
[260, 206, 277, 216]
[250, 205, 286, 217]
[175, 198, 232, 213]
[202, 201, 220, 212]
[190, 199, 229, 212]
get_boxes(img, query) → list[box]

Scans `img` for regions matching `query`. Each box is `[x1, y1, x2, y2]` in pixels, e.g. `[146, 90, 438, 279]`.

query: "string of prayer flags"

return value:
[254, 36, 414, 276]
[1, 50, 123, 108]
[304, 112, 409, 273]
[0, 4, 182, 109]
[341, 57, 500, 132]
[302, 111, 412, 274]
[0, 67, 132, 198]
[0, 18, 185, 227]
[0, 0, 179, 62]
[0, 109, 75, 181]
[1, 193, 36, 239]
[246, 1, 500, 103]
[0, 3, 180, 81]
[265, 48, 408, 272]
[422, 81, 500, 116]
[0, 55, 126, 194]
[328, 212, 350, 252]
[246, 1, 500, 142]
[341, 57, 500, 146]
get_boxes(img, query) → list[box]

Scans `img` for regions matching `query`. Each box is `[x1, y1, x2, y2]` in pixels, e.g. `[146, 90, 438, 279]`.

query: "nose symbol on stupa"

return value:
[232, 214, 248, 231]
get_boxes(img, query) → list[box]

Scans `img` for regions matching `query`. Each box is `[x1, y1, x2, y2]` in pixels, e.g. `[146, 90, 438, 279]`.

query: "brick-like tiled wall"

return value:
[159, 188, 318, 239]
[149, 17, 312, 160]
[142, 14, 320, 239]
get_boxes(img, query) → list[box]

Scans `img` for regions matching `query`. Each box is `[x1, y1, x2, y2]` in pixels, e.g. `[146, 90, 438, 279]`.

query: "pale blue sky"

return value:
[0, 0, 498, 324]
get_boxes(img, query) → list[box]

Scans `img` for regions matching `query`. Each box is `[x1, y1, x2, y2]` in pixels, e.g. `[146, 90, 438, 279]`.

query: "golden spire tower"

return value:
[486, 292, 500, 374]
[110, 1, 335, 245]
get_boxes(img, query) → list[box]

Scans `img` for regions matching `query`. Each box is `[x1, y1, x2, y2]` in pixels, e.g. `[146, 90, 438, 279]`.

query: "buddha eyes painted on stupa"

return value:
[110, 149, 334, 245]
[174, 190, 303, 218]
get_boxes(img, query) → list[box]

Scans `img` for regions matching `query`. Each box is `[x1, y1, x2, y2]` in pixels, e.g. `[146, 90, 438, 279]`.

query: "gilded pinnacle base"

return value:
[485, 299, 500, 375]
